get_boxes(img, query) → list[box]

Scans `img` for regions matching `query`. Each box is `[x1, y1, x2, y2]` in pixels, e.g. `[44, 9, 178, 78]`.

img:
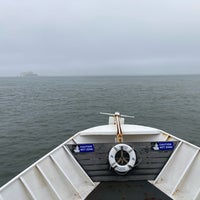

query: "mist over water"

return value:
[0, 75, 200, 186]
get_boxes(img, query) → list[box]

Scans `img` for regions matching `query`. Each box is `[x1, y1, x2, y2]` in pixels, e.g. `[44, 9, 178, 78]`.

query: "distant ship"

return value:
[20, 71, 38, 77]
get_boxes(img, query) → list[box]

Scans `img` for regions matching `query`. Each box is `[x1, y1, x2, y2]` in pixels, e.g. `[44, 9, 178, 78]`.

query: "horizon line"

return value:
[0, 73, 200, 78]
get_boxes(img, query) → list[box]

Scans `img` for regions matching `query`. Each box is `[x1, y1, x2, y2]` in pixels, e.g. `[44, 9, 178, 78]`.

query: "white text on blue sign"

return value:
[79, 144, 94, 152]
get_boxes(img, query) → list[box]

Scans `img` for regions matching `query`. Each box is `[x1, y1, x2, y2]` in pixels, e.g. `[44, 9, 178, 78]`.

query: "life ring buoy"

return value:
[108, 144, 136, 174]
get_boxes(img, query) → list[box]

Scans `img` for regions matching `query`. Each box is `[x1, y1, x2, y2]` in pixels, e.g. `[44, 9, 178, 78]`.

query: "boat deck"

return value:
[86, 181, 172, 200]
[1, 124, 200, 200]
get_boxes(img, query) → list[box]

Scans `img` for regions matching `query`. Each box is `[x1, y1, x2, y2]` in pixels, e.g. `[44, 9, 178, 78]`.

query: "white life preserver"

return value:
[108, 144, 136, 174]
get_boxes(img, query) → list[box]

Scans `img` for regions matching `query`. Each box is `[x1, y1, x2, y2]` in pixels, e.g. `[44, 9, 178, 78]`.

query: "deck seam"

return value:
[36, 165, 63, 200]
[49, 155, 82, 199]
[171, 149, 199, 196]
[19, 177, 37, 200]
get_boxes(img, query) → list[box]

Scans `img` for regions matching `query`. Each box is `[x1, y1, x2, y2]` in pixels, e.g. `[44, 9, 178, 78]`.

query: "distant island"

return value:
[20, 71, 39, 77]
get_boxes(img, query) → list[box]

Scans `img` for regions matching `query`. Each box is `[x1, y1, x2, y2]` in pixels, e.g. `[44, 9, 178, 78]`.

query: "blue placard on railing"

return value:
[152, 142, 174, 151]
[74, 144, 94, 153]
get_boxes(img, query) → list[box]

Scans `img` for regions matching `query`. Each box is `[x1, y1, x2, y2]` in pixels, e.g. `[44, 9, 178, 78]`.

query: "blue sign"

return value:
[152, 142, 174, 151]
[74, 144, 94, 153]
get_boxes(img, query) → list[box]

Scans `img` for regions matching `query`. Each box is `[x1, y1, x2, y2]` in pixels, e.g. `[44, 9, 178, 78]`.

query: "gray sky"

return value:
[0, 0, 200, 76]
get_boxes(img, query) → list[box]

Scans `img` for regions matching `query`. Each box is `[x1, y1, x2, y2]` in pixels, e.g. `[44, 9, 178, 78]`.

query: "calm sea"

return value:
[0, 75, 200, 186]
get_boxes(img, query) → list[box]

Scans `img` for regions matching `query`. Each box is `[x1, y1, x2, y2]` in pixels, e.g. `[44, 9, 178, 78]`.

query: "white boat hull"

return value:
[1, 121, 200, 200]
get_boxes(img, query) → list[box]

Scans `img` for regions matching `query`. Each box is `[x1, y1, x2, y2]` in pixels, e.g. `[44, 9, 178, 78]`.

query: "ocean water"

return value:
[0, 75, 200, 186]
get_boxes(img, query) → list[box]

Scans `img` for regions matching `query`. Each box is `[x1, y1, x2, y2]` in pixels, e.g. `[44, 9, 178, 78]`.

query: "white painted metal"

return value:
[36, 164, 63, 200]
[79, 124, 161, 135]
[19, 177, 37, 200]
[0, 116, 200, 200]
[100, 112, 134, 117]
[1, 179, 32, 200]
[194, 188, 200, 200]
[109, 116, 125, 125]
[172, 150, 200, 200]
[0, 136, 97, 200]
[170, 149, 199, 195]
[152, 139, 200, 200]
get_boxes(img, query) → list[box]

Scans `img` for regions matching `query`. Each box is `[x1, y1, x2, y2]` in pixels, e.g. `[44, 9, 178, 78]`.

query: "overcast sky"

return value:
[0, 0, 200, 76]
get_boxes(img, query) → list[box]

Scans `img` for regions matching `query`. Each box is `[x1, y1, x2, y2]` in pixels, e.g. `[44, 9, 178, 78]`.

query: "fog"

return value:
[0, 0, 200, 76]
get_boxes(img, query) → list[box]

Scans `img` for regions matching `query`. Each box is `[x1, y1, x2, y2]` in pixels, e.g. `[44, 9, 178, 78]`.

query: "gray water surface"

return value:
[0, 75, 200, 186]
